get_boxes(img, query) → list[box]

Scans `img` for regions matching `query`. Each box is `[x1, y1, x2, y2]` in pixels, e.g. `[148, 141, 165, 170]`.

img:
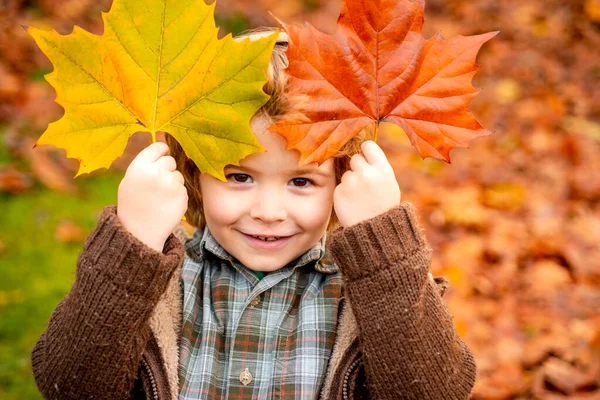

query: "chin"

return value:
[241, 257, 288, 272]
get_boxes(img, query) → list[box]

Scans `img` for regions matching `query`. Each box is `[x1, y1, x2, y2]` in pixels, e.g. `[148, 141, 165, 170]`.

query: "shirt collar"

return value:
[184, 227, 338, 274]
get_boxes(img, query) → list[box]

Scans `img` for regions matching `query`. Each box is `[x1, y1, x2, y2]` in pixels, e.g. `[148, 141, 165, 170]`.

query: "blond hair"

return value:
[165, 28, 374, 230]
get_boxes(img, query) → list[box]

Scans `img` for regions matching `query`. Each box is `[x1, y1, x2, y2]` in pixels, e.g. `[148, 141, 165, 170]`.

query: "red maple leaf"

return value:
[270, 0, 498, 164]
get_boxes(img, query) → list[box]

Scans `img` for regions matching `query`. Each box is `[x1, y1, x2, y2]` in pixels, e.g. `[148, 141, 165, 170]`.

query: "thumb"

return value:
[361, 141, 391, 170]
[133, 142, 170, 165]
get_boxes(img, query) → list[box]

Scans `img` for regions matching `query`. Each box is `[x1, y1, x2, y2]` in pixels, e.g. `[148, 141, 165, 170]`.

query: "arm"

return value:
[32, 142, 188, 399]
[328, 202, 476, 399]
[31, 205, 184, 399]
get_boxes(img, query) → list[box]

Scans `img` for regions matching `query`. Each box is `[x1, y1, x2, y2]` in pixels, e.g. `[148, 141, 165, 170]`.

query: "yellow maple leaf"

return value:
[27, 0, 278, 180]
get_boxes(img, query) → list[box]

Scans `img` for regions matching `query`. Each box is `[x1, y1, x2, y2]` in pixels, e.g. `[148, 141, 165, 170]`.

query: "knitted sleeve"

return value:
[31, 205, 184, 400]
[328, 202, 476, 400]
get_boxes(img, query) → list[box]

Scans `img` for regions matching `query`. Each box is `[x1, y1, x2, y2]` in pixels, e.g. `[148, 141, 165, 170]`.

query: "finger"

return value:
[156, 155, 177, 172]
[133, 142, 170, 164]
[349, 154, 369, 171]
[361, 141, 392, 170]
[340, 169, 352, 184]
[171, 170, 185, 186]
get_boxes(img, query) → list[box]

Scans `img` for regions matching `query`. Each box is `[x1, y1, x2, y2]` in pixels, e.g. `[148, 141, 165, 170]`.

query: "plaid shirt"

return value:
[179, 228, 342, 399]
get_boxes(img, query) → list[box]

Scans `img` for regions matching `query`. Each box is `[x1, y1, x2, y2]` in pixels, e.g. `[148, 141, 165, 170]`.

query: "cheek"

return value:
[200, 180, 245, 226]
[203, 195, 239, 226]
[291, 189, 334, 230]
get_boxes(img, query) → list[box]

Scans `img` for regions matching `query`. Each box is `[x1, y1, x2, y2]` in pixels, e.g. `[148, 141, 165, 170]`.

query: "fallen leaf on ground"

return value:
[0, 165, 32, 193]
[55, 220, 85, 243]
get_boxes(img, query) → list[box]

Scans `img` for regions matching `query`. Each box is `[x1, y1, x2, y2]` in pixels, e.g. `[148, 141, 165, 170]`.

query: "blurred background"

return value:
[0, 0, 599, 398]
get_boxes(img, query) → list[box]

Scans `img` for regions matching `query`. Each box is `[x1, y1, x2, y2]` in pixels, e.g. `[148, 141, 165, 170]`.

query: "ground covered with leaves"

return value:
[1, 0, 599, 398]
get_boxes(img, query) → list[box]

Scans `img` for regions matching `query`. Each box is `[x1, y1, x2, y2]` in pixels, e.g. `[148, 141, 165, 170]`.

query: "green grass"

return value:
[0, 172, 122, 399]
[0, 129, 12, 164]
[215, 13, 250, 36]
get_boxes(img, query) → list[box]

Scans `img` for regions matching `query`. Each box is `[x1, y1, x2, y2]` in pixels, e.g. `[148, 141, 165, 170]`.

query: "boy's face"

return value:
[199, 116, 336, 272]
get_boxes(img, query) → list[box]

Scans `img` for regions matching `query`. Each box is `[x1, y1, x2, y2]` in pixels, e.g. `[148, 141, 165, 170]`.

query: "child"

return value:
[31, 31, 476, 400]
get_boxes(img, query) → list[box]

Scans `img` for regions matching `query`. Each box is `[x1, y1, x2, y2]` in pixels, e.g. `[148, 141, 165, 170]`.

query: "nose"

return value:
[249, 186, 287, 223]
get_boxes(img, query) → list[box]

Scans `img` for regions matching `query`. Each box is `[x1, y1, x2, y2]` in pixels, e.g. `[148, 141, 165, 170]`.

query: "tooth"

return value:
[250, 235, 281, 241]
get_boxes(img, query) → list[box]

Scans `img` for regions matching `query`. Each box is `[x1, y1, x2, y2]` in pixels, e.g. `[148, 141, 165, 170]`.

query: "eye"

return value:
[290, 178, 312, 187]
[226, 173, 252, 183]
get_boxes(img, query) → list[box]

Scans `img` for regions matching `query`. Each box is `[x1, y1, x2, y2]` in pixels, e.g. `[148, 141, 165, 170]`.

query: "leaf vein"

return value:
[66, 123, 131, 135]
[158, 39, 273, 131]
[289, 41, 369, 120]
[40, 36, 139, 121]
[158, 36, 216, 99]
[122, 0, 158, 57]
[87, 125, 131, 166]
[153, 0, 167, 128]
[165, 1, 195, 29]
[61, 98, 113, 106]
[204, 98, 256, 106]
[170, 122, 258, 146]
[403, 117, 473, 133]
[162, 10, 211, 70]
[106, 17, 154, 81]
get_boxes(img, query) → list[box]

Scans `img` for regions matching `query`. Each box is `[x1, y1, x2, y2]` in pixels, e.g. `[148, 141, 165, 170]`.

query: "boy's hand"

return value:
[334, 141, 401, 227]
[117, 142, 188, 252]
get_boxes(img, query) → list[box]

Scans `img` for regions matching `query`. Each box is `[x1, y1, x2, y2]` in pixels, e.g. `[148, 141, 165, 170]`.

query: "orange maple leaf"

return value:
[270, 0, 498, 164]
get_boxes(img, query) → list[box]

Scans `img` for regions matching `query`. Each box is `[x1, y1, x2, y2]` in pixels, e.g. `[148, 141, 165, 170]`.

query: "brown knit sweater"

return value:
[31, 202, 476, 399]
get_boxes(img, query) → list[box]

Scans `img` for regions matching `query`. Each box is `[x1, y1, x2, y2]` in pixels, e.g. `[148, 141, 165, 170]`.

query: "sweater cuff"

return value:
[80, 205, 184, 298]
[328, 202, 430, 281]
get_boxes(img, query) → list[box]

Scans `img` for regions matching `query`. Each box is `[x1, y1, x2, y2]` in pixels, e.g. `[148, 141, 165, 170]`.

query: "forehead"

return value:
[237, 116, 334, 176]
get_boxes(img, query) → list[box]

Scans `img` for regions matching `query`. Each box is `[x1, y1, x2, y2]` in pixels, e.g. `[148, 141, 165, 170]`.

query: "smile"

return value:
[251, 235, 281, 242]
[239, 231, 296, 249]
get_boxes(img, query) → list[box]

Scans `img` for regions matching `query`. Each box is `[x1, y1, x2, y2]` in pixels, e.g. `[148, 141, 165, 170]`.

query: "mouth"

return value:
[239, 231, 296, 249]
[250, 235, 283, 242]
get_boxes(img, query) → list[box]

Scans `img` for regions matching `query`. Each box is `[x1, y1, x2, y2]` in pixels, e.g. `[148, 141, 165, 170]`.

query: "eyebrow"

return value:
[293, 167, 333, 179]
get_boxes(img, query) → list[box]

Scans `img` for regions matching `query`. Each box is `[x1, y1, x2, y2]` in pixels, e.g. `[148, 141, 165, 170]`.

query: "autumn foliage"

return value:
[272, 0, 496, 165]
[23, 0, 495, 180]
[26, 0, 278, 180]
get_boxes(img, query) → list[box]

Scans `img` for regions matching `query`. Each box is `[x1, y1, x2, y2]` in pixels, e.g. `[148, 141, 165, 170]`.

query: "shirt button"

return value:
[239, 368, 253, 385]
[249, 295, 261, 307]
